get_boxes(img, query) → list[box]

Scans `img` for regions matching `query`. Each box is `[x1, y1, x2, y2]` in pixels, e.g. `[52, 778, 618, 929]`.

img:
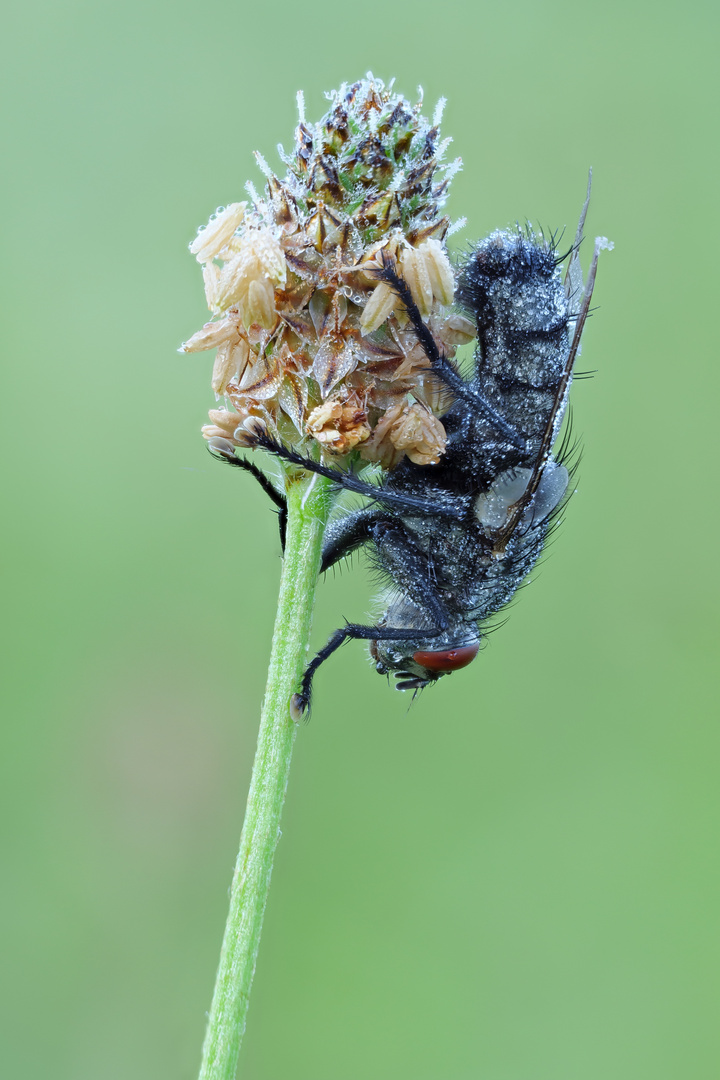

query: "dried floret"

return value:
[211, 337, 251, 395]
[306, 391, 371, 454]
[179, 313, 243, 353]
[190, 203, 247, 263]
[360, 401, 447, 468]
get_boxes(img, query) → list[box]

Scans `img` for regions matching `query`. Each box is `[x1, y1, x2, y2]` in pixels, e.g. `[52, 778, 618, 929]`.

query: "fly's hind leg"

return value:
[207, 437, 288, 551]
[376, 256, 525, 450]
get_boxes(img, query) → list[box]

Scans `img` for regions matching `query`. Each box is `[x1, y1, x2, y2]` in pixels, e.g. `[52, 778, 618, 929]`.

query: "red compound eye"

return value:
[412, 643, 479, 673]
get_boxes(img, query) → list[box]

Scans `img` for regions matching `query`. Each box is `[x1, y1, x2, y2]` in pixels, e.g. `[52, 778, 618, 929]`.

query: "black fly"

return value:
[212, 184, 604, 717]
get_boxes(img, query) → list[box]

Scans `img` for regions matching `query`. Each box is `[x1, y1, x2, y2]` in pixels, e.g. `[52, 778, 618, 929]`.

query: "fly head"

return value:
[369, 595, 481, 691]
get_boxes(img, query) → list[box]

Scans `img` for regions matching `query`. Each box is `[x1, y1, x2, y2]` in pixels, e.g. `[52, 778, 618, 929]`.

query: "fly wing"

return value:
[490, 213, 610, 556]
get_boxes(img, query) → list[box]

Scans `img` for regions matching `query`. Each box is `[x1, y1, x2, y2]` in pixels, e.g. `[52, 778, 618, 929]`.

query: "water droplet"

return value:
[215, 205, 226, 215]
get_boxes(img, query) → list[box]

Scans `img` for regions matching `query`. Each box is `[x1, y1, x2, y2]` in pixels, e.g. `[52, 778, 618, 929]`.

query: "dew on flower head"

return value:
[183, 77, 469, 469]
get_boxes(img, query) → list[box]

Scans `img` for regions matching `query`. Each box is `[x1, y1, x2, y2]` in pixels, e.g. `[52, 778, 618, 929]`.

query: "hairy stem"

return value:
[198, 470, 333, 1080]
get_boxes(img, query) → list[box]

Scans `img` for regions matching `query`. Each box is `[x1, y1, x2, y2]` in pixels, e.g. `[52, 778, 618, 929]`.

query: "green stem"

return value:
[198, 470, 333, 1080]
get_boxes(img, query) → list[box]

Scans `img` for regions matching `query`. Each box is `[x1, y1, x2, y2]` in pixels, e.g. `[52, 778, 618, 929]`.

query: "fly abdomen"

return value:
[458, 231, 571, 448]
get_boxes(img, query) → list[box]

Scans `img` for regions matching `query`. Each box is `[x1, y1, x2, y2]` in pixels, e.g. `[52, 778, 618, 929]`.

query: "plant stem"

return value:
[198, 470, 333, 1080]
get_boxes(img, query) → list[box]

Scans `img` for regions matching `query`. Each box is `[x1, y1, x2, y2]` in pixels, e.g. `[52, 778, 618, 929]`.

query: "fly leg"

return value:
[320, 508, 389, 572]
[248, 429, 467, 520]
[376, 257, 525, 450]
[290, 622, 444, 720]
[293, 520, 451, 718]
[207, 438, 287, 551]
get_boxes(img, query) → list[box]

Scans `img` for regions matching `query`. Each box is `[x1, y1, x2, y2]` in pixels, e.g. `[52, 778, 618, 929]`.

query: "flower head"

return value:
[181, 75, 474, 467]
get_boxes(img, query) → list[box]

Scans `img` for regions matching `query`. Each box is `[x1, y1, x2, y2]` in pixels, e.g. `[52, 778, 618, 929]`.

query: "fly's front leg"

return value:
[292, 520, 452, 718]
[290, 621, 445, 720]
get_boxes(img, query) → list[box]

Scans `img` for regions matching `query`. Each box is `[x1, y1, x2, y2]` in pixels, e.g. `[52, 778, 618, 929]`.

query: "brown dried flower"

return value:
[181, 75, 475, 468]
[306, 391, 372, 454]
[360, 401, 448, 469]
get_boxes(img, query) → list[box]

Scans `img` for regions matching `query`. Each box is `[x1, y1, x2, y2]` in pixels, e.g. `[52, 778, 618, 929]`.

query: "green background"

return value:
[2, 1, 718, 1077]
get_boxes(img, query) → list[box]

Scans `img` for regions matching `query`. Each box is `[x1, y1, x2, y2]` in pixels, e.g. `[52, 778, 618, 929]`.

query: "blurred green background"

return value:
[2, 0, 718, 1077]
